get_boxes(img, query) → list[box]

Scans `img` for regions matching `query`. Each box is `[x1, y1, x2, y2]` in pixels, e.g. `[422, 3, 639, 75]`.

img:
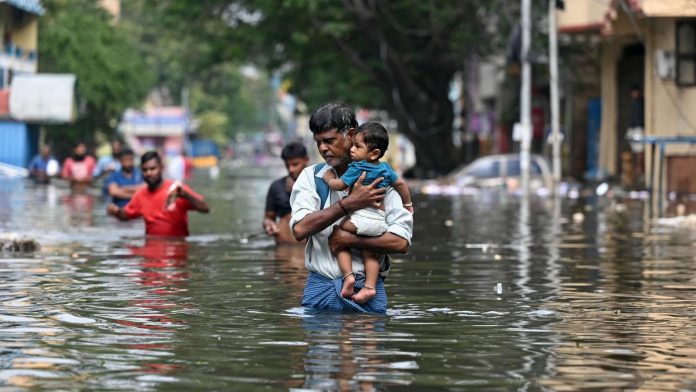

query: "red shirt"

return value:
[123, 179, 203, 237]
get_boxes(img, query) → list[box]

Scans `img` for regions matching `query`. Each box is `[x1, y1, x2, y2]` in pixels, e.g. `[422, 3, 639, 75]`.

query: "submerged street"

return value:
[1, 168, 695, 390]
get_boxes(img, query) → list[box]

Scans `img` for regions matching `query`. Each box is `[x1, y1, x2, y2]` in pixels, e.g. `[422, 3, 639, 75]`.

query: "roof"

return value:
[1, 0, 44, 16]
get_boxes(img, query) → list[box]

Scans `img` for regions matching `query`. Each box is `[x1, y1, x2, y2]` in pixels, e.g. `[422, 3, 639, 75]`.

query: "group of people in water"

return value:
[28, 102, 414, 313]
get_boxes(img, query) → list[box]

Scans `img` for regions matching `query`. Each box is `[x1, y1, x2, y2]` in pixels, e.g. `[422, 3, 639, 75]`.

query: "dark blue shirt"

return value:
[265, 176, 292, 217]
[340, 161, 398, 189]
[104, 169, 143, 207]
[28, 155, 55, 173]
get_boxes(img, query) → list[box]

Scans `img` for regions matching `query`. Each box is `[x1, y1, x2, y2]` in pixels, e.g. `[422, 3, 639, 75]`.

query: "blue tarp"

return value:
[2, 0, 45, 16]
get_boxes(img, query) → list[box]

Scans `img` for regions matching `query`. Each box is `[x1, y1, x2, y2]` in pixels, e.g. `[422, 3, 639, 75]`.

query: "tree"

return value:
[120, 0, 275, 143]
[39, 0, 152, 157]
[148, 0, 498, 176]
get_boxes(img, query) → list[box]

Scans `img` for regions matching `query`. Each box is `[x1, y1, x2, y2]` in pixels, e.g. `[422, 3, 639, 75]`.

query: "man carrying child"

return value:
[290, 102, 413, 313]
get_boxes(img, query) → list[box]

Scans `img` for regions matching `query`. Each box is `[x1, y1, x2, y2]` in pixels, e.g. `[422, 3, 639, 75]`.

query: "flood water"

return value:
[1, 167, 696, 391]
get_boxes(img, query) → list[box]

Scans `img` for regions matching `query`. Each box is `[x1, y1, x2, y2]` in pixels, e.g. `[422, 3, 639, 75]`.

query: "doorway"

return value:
[615, 43, 645, 179]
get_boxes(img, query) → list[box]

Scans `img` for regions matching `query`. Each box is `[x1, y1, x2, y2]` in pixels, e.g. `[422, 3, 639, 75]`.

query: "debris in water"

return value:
[444, 220, 454, 227]
[494, 254, 502, 261]
[0, 234, 40, 252]
[495, 282, 503, 295]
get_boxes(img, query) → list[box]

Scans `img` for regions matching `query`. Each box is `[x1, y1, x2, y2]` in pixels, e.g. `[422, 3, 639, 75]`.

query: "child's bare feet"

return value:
[351, 285, 376, 304]
[341, 273, 355, 298]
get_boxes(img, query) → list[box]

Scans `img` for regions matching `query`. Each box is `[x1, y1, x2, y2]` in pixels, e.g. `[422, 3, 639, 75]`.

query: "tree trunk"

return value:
[391, 109, 462, 178]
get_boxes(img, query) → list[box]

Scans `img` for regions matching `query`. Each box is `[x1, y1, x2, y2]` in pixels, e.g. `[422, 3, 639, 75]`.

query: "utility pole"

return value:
[520, 0, 532, 190]
[549, 0, 562, 184]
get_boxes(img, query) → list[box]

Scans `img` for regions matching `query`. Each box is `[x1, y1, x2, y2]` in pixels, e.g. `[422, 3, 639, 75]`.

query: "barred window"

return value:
[676, 21, 696, 86]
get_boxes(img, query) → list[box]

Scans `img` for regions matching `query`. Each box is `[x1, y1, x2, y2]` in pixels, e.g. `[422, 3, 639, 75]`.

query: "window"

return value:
[466, 159, 500, 178]
[676, 21, 696, 86]
[506, 157, 542, 177]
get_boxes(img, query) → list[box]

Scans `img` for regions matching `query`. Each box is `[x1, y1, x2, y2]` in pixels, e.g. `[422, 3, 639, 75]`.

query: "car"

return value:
[420, 154, 553, 195]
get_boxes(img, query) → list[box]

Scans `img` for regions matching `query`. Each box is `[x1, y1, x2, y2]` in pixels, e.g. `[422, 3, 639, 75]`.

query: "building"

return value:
[559, 0, 696, 205]
[119, 106, 191, 157]
[0, 0, 43, 169]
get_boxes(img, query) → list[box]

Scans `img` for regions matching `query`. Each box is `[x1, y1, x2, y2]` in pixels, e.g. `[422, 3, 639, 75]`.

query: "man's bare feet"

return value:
[341, 273, 355, 298]
[352, 285, 376, 304]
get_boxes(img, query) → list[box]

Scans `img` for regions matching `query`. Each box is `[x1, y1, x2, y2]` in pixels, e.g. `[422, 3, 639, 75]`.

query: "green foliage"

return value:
[39, 0, 152, 156]
[121, 0, 274, 143]
[146, 0, 502, 175]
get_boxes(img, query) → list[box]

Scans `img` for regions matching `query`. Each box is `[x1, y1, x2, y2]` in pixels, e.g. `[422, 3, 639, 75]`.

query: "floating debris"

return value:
[0, 234, 40, 253]
[495, 283, 503, 295]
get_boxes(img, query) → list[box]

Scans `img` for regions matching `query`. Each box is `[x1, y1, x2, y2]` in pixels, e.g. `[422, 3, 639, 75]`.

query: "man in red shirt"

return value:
[107, 151, 210, 237]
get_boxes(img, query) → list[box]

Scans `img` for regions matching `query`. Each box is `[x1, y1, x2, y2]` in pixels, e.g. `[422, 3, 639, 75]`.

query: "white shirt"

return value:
[290, 164, 413, 280]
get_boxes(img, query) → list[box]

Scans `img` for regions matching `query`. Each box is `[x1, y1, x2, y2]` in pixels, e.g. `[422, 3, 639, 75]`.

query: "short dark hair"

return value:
[281, 141, 307, 160]
[120, 148, 134, 157]
[140, 151, 161, 166]
[355, 122, 389, 158]
[308, 102, 357, 134]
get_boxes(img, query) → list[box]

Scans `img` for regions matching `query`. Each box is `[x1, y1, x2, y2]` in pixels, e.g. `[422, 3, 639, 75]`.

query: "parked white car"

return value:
[420, 154, 553, 195]
[450, 154, 552, 188]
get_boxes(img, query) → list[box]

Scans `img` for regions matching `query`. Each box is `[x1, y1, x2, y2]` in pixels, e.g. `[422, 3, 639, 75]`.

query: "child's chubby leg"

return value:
[337, 216, 358, 298]
[352, 251, 379, 304]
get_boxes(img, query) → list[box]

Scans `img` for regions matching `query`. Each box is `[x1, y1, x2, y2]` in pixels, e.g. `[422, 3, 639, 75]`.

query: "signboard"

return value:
[9, 74, 76, 123]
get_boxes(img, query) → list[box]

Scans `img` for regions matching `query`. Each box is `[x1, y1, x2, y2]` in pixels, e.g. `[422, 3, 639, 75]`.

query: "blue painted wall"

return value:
[0, 121, 37, 168]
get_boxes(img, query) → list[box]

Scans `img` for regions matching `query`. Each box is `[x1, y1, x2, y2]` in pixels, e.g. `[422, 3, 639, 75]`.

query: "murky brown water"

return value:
[1, 168, 695, 391]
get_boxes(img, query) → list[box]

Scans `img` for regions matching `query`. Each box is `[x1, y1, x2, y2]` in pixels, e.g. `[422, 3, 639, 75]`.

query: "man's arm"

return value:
[291, 171, 385, 241]
[107, 183, 142, 200]
[329, 187, 413, 255]
[106, 204, 132, 221]
[181, 189, 210, 213]
[329, 226, 408, 255]
[263, 211, 279, 235]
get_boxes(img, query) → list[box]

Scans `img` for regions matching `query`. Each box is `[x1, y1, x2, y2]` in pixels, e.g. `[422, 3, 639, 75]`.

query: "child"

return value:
[323, 121, 413, 304]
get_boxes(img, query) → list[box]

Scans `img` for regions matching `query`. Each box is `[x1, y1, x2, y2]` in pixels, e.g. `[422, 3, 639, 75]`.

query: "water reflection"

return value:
[62, 193, 95, 227]
[301, 312, 416, 390]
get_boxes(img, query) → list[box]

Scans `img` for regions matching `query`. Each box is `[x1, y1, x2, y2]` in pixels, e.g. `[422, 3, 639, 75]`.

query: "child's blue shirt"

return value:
[340, 161, 398, 189]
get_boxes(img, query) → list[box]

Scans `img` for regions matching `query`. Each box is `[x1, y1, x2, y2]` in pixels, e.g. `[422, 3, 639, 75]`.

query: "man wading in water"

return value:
[290, 102, 413, 313]
[107, 151, 210, 237]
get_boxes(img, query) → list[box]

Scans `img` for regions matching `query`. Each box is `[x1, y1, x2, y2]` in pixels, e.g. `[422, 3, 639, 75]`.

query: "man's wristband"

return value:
[403, 202, 413, 207]
[337, 199, 349, 215]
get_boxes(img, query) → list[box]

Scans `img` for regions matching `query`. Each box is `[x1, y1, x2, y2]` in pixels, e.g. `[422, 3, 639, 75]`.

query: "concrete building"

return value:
[559, 0, 696, 200]
[0, 0, 43, 169]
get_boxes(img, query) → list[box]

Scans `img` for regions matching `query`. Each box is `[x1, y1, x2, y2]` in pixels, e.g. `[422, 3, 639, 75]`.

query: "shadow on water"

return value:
[1, 171, 696, 390]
